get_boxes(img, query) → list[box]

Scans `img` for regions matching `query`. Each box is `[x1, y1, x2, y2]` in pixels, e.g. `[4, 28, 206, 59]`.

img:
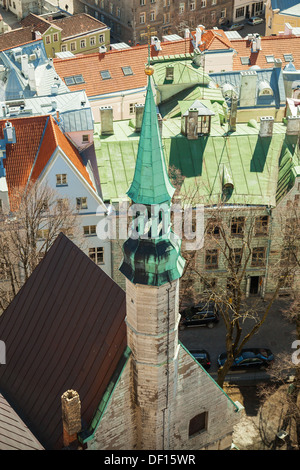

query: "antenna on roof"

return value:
[140, 24, 157, 65]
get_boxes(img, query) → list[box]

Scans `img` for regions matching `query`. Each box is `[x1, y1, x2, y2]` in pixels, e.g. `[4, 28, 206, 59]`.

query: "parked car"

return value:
[247, 16, 264, 25]
[217, 348, 274, 370]
[189, 349, 211, 370]
[179, 301, 220, 330]
[225, 23, 245, 31]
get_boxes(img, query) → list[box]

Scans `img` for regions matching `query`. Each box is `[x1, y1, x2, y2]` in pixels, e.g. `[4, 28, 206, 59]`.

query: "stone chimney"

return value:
[27, 64, 37, 92]
[100, 106, 114, 135]
[187, 108, 199, 140]
[61, 390, 81, 448]
[259, 116, 274, 137]
[239, 71, 257, 107]
[21, 54, 29, 78]
[165, 64, 174, 81]
[135, 104, 144, 132]
[286, 116, 300, 135]
[229, 96, 238, 132]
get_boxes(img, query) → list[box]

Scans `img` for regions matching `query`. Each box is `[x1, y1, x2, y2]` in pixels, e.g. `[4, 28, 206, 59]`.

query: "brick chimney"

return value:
[61, 390, 82, 448]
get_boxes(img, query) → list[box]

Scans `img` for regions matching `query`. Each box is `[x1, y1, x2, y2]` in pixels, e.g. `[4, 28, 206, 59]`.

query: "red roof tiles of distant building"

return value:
[53, 38, 193, 97]
[1, 115, 95, 210]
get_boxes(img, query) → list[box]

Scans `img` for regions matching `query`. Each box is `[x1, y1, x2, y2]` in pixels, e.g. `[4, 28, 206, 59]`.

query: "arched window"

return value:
[189, 412, 207, 437]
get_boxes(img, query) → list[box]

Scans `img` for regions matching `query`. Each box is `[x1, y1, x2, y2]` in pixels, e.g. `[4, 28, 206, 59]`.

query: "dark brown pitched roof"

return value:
[20, 12, 53, 34]
[0, 394, 44, 450]
[51, 13, 107, 39]
[0, 233, 127, 449]
[0, 27, 38, 51]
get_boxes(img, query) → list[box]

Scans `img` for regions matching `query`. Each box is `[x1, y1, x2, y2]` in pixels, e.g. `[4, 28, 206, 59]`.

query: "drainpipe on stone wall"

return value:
[262, 207, 273, 300]
[162, 285, 171, 450]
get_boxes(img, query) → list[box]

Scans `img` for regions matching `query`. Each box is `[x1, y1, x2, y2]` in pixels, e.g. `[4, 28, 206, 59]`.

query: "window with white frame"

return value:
[76, 197, 88, 210]
[221, 8, 226, 17]
[56, 174, 67, 186]
[201, 0, 206, 8]
[53, 33, 59, 42]
[89, 247, 104, 264]
[83, 225, 97, 236]
[99, 34, 104, 43]
[150, 10, 155, 21]
[70, 42, 76, 51]
[45, 35, 51, 44]
[140, 12, 145, 23]
[90, 36, 96, 46]
[190, 0, 196, 10]
[179, 2, 185, 13]
[80, 39, 86, 48]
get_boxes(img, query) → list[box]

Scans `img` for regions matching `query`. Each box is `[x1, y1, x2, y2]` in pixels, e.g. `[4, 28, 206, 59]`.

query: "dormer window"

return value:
[181, 102, 214, 139]
[258, 80, 273, 96]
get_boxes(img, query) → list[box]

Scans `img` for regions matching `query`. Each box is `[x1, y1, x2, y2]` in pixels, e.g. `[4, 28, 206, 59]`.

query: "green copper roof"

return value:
[126, 76, 175, 205]
[95, 120, 299, 208]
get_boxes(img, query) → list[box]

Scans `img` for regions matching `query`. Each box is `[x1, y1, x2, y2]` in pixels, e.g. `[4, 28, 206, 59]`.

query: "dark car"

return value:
[189, 349, 211, 370]
[217, 348, 274, 370]
[179, 301, 220, 330]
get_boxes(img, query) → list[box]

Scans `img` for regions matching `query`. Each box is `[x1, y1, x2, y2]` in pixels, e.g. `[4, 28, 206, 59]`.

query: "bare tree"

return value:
[0, 181, 83, 314]
[169, 166, 300, 388]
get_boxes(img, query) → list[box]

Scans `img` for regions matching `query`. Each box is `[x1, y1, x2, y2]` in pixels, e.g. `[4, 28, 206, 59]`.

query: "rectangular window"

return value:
[221, 8, 226, 18]
[37, 229, 49, 239]
[251, 247, 266, 267]
[189, 412, 207, 437]
[61, 45, 67, 52]
[140, 0, 145, 5]
[80, 39, 86, 48]
[82, 134, 90, 143]
[235, 7, 244, 18]
[83, 225, 97, 236]
[150, 10, 155, 21]
[90, 36, 96, 46]
[53, 33, 59, 42]
[76, 197, 88, 210]
[201, 0, 206, 7]
[232, 248, 242, 267]
[190, 1, 196, 11]
[179, 2, 185, 13]
[206, 219, 220, 237]
[265, 55, 274, 63]
[255, 216, 269, 236]
[100, 70, 111, 80]
[70, 42, 76, 51]
[45, 35, 51, 44]
[130, 102, 138, 114]
[211, 0, 217, 4]
[231, 217, 245, 236]
[205, 249, 219, 270]
[284, 53, 294, 62]
[89, 247, 104, 264]
[99, 34, 104, 44]
[140, 13, 145, 24]
[122, 66, 133, 76]
[56, 174, 67, 186]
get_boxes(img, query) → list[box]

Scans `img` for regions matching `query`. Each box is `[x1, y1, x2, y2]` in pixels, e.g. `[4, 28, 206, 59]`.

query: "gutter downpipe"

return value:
[262, 206, 273, 300]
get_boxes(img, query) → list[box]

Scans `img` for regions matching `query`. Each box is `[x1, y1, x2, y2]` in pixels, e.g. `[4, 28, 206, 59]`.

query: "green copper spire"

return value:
[120, 72, 185, 287]
[127, 76, 175, 205]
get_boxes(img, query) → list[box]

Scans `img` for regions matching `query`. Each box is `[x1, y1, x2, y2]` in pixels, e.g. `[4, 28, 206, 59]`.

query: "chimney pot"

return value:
[61, 390, 81, 448]
[259, 116, 274, 137]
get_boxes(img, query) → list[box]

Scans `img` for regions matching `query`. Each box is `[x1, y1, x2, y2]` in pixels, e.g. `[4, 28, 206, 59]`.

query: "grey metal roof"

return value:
[60, 108, 94, 132]
[210, 67, 286, 108]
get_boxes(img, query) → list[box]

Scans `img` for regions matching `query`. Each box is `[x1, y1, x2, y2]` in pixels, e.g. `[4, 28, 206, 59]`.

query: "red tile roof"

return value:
[231, 35, 300, 70]
[0, 233, 127, 449]
[1, 115, 95, 210]
[53, 38, 193, 97]
[191, 28, 234, 51]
